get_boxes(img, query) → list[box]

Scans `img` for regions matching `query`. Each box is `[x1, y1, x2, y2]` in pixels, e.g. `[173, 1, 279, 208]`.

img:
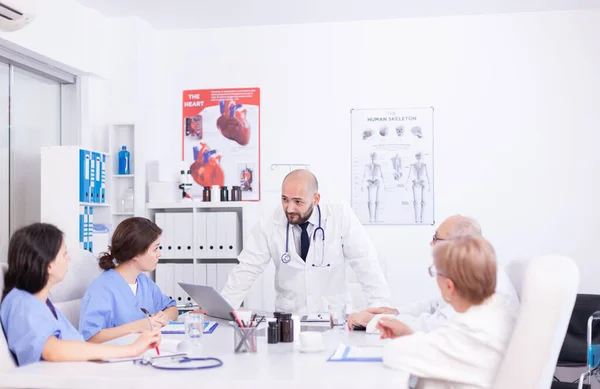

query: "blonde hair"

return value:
[433, 235, 496, 304]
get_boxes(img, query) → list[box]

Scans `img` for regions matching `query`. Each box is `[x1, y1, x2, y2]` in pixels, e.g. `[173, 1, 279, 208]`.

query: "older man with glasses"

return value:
[347, 214, 519, 332]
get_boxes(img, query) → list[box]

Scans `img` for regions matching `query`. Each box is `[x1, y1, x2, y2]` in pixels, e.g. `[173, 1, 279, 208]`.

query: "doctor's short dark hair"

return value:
[2, 223, 64, 301]
[98, 217, 162, 271]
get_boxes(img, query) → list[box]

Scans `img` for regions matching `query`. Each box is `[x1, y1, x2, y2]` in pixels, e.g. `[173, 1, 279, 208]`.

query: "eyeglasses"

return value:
[428, 264, 449, 279]
[432, 234, 446, 243]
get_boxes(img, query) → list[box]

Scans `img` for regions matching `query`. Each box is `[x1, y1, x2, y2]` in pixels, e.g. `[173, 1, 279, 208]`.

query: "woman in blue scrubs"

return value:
[0, 223, 161, 366]
[79, 217, 178, 343]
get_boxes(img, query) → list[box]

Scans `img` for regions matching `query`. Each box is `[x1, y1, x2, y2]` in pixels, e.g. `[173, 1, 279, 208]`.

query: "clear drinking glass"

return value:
[184, 312, 204, 347]
[329, 303, 347, 329]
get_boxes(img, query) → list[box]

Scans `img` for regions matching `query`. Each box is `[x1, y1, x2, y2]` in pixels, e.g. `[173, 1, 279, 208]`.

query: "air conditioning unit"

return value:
[0, 0, 39, 32]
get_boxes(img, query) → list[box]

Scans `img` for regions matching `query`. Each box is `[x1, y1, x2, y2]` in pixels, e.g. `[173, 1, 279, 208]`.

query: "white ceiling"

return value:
[75, 0, 600, 30]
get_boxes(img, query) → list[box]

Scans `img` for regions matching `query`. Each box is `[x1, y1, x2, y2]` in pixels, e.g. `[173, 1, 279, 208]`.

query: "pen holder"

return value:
[234, 325, 257, 353]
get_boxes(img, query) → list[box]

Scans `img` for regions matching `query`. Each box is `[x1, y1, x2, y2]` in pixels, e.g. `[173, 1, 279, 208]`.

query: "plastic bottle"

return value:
[118, 146, 130, 175]
[279, 313, 294, 343]
[211, 185, 220, 202]
[220, 186, 229, 202]
[267, 320, 279, 344]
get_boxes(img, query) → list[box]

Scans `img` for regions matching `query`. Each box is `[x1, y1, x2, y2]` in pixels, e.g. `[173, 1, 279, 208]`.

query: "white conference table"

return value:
[0, 318, 410, 389]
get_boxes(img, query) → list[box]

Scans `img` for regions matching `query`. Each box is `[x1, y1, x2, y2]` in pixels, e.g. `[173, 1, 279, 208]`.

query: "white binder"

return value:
[179, 213, 194, 258]
[155, 263, 174, 301]
[154, 213, 167, 257]
[164, 213, 175, 259]
[205, 212, 218, 259]
[194, 263, 207, 286]
[206, 264, 217, 290]
[216, 263, 236, 293]
[172, 213, 186, 259]
[219, 212, 241, 258]
[195, 212, 208, 259]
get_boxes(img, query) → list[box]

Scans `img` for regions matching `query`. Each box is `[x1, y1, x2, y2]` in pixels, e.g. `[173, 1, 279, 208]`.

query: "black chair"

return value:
[551, 383, 590, 389]
[553, 294, 600, 387]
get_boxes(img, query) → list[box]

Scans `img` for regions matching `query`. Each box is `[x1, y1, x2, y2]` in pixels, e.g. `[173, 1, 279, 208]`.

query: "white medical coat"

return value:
[382, 294, 516, 389]
[221, 202, 390, 313]
[367, 267, 520, 333]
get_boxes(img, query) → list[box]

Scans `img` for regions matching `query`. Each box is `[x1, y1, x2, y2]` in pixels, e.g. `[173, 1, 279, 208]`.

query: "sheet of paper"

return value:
[161, 321, 218, 334]
[328, 344, 383, 362]
[99, 337, 181, 362]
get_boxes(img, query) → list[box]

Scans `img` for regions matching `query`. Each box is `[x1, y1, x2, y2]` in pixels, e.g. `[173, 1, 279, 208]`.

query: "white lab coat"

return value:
[382, 294, 516, 389]
[367, 266, 520, 333]
[221, 202, 390, 313]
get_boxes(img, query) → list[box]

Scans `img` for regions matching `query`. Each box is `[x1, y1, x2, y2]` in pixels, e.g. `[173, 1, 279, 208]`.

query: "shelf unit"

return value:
[108, 124, 136, 228]
[41, 146, 111, 256]
[146, 201, 258, 305]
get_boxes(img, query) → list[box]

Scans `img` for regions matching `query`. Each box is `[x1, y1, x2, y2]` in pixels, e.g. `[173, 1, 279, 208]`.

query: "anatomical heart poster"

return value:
[351, 107, 434, 225]
[182, 88, 260, 200]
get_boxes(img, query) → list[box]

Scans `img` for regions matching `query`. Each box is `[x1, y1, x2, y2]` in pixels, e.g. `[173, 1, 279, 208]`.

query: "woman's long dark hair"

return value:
[98, 217, 162, 271]
[2, 223, 64, 301]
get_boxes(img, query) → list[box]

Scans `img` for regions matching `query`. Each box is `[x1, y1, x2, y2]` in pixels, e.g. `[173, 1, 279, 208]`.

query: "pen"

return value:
[140, 308, 160, 356]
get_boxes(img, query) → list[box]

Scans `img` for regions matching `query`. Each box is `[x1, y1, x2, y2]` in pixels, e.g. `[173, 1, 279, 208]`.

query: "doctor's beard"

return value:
[286, 204, 314, 225]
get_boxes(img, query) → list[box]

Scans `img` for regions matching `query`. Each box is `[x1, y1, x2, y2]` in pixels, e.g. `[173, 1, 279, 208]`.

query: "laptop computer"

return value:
[178, 283, 235, 320]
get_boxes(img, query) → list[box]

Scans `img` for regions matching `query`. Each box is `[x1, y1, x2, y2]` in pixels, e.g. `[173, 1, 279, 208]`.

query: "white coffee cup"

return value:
[299, 331, 323, 350]
[236, 309, 252, 325]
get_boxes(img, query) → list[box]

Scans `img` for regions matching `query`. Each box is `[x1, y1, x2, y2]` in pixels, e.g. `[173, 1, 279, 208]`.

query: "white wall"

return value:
[154, 9, 600, 307]
[0, 0, 158, 227]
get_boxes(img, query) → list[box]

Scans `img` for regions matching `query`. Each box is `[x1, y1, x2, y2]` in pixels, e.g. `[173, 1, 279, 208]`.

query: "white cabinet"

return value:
[149, 202, 248, 307]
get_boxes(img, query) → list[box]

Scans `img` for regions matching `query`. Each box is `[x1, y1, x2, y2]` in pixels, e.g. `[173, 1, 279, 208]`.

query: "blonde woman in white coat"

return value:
[379, 235, 516, 389]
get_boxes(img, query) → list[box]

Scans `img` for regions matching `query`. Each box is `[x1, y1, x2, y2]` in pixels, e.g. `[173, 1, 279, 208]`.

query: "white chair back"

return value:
[493, 256, 579, 389]
[49, 249, 103, 329]
[0, 262, 17, 371]
[347, 253, 388, 312]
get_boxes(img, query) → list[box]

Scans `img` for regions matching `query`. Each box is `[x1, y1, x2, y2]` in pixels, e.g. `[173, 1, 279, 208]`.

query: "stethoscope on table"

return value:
[134, 353, 223, 370]
[281, 205, 329, 267]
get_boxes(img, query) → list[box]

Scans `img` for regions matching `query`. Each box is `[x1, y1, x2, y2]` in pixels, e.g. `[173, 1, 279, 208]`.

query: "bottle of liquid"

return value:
[231, 186, 241, 201]
[267, 320, 279, 344]
[202, 186, 211, 201]
[211, 185, 220, 202]
[118, 146, 130, 175]
[279, 313, 294, 343]
[220, 186, 229, 202]
[179, 170, 186, 185]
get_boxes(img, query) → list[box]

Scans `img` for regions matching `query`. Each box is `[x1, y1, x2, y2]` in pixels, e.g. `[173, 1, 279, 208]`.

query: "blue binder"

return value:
[80, 150, 91, 202]
[83, 206, 89, 251]
[100, 153, 107, 203]
[79, 205, 85, 249]
[88, 206, 94, 253]
[90, 152, 99, 203]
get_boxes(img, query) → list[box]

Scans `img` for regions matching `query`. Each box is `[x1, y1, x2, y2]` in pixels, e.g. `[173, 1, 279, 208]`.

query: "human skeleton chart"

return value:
[351, 108, 434, 225]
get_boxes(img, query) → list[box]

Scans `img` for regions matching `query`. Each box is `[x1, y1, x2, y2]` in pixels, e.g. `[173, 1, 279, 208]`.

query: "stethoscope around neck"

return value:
[281, 205, 329, 267]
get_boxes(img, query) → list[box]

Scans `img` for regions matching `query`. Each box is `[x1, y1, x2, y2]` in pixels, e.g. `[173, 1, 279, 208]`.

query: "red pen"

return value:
[141, 308, 160, 356]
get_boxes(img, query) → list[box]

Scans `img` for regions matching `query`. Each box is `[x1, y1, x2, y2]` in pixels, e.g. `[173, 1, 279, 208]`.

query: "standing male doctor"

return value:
[221, 169, 390, 313]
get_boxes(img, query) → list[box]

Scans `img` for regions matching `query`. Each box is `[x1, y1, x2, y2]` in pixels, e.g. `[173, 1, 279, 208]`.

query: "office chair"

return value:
[552, 294, 600, 388]
[493, 256, 578, 389]
[48, 249, 102, 329]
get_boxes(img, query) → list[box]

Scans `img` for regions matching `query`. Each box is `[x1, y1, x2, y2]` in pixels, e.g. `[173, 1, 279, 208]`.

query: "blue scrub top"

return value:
[0, 288, 83, 366]
[79, 269, 176, 341]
